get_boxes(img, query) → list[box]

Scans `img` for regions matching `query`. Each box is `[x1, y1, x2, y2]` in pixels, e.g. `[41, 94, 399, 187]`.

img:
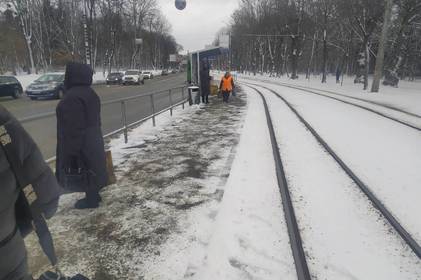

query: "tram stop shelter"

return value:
[188, 46, 228, 87]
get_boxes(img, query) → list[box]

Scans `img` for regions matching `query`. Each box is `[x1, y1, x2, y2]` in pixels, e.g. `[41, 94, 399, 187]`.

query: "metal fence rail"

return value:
[16, 85, 189, 164]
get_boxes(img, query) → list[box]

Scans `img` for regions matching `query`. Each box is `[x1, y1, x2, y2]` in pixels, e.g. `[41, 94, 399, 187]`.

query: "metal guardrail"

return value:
[17, 85, 189, 164]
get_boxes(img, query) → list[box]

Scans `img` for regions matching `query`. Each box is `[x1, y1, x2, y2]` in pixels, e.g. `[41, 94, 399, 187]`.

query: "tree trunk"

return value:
[371, 0, 392, 93]
[307, 32, 317, 79]
[25, 36, 36, 74]
[364, 40, 370, 90]
[283, 44, 289, 77]
[322, 29, 328, 83]
[290, 35, 299, 79]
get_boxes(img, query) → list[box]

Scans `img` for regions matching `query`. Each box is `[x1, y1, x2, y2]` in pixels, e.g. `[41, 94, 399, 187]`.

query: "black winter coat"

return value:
[0, 106, 60, 280]
[200, 65, 211, 96]
[55, 63, 108, 190]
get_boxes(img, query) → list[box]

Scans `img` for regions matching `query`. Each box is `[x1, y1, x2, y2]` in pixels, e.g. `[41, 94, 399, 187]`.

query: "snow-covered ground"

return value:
[239, 78, 421, 246]
[25, 93, 248, 279]
[23, 74, 421, 279]
[192, 92, 296, 280]
[243, 84, 421, 279]
[14, 74, 43, 91]
[237, 72, 421, 116]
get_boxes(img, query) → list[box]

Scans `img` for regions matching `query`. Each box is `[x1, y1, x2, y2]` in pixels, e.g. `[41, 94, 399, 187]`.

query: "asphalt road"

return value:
[0, 73, 186, 159]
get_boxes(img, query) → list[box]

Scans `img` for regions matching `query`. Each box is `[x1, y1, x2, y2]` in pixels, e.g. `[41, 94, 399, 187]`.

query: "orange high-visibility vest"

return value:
[221, 76, 233, 91]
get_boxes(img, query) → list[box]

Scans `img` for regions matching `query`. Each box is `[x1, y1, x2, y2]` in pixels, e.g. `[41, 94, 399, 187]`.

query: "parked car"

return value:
[123, 70, 144, 85]
[0, 76, 23, 99]
[106, 72, 124, 85]
[26, 73, 65, 100]
[171, 69, 177, 74]
[142, 71, 154, 79]
[161, 70, 168, 76]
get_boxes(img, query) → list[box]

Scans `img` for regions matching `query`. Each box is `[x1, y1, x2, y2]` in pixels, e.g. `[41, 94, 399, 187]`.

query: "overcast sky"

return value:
[157, 0, 240, 53]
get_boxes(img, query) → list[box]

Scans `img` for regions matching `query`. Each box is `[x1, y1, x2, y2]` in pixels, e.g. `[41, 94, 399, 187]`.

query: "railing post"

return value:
[150, 94, 156, 127]
[121, 101, 128, 144]
[169, 89, 173, 116]
[181, 87, 185, 109]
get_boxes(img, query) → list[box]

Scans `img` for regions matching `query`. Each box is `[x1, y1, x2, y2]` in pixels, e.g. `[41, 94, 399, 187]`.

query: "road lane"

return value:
[1, 73, 185, 118]
[1, 73, 186, 159]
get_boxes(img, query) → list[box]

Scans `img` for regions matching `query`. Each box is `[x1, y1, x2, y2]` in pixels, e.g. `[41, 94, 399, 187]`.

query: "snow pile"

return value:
[15, 74, 42, 91]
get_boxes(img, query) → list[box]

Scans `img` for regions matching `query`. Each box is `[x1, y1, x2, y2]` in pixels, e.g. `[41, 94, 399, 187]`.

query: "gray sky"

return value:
[157, 0, 239, 53]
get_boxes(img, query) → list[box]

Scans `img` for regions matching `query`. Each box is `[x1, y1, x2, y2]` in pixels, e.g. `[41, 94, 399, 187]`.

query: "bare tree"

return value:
[371, 0, 393, 92]
[9, 0, 36, 73]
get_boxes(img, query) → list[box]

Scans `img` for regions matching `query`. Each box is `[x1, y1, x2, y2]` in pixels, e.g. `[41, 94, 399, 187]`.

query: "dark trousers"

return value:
[222, 91, 230, 102]
[202, 94, 209, 104]
[86, 187, 100, 204]
[86, 176, 101, 205]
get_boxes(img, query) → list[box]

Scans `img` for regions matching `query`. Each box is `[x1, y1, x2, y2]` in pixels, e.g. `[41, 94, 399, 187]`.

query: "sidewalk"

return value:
[25, 92, 247, 279]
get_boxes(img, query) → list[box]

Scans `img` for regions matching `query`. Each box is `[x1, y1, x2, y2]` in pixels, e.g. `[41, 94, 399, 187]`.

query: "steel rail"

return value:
[261, 80, 421, 119]
[280, 83, 421, 119]
[245, 82, 421, 259]
[245, 85, 312, 280]
[245, 80, 421, 132]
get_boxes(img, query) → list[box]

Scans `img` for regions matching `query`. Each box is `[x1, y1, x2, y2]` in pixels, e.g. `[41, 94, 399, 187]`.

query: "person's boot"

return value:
[74, 192, 101, 209]
[38, 271, 90, 280]
[74, 197, 99, 209]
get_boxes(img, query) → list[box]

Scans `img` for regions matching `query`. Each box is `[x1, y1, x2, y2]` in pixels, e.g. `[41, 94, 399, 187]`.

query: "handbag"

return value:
[62, 150, 116, 193]
[62, 167, 91, 193]
[61, 155, 95, 193]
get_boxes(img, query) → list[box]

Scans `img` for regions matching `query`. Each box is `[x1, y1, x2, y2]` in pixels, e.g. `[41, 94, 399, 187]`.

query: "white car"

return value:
[142, 71, 154, 79]
[123, 70, 144, 85]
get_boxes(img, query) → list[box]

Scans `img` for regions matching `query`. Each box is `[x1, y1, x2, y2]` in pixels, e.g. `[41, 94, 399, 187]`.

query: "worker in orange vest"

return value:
[219, 72, 235, 103]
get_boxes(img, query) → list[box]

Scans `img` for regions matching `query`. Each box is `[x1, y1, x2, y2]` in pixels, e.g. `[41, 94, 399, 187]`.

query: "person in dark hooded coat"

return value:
[200, 62, 211, 104]
[0, 105, 60, 280]
[56, 62, 108, 209]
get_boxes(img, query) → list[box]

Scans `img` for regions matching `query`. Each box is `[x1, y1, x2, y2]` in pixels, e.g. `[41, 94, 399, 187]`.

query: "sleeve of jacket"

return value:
[0, 107, 61, 219]
[59, 96, 87, 162]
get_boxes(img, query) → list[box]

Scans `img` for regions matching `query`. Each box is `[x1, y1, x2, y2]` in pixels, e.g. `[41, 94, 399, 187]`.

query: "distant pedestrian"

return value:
[219, 72, 235, 103]
[336, 67, 341, 84]
[0, 105, 61, 280]
[200, 63, 211, 104]
[56, 62, 108, 209]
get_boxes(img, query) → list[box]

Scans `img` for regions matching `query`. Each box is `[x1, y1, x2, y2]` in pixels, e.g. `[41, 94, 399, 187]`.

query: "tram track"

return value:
[243, 79, 421, 132]
[254, 88, 311, 280]
[242, 82, 421, 260]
